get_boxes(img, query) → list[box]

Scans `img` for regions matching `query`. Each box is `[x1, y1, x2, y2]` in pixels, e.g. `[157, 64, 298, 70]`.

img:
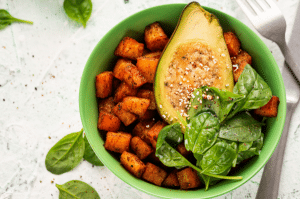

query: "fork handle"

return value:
[278, 42, 300, 82]
[256, 100, 297, 199]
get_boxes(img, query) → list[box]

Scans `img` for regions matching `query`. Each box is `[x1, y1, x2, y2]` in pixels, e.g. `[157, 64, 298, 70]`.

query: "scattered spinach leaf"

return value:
[219, 112, 263, 142]
[83, 135, 103, 166]
[185, 112, 220, 155]
[63, 0, 93, 28]
[56, 180, 100, 199]
[0, 9, 33, 30]
[199, 140, 237, 175]
[189, 87, 244, 121]
[45, 129, 85, 175]
[229, 64, 272, 117]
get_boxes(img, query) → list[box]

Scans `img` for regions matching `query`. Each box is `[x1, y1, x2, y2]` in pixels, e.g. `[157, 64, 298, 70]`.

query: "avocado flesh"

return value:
[154, 2, 234, 126]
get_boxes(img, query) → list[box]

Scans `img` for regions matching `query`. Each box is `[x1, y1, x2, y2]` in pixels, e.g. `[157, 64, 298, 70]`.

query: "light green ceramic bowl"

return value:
[79, 3, 286, 199]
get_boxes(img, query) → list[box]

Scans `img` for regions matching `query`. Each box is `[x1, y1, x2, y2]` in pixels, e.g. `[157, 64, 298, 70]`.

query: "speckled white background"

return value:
[0, 0, 300, 198]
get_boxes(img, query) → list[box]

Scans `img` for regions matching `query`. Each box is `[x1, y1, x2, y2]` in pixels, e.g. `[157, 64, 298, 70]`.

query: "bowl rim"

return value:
[79, 3, 286, 199]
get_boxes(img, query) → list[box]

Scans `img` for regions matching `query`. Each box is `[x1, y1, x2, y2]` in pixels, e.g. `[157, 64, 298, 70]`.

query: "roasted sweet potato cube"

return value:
[96, 71, 114, 98]
[254, 95, 280, 117]
[147, 121, 166, 148]
[137, 89, 156, 110]
[130, 136, 153, 160]
[231, 50, 252, 65]
[233, 60, 248, 82]
[132, 120, 155, 144]
[123, 64, 147, 89]
[144, 22, 169, 52]
[177, 167, 201, 190]
[98, 97, 114, 113]
[136, 57, 159, 83]
[114, 37, 144, 60]
[104, 132, 132, 153]
[97, 111, 121, 132]
[122, 96, 150, 117]
[224, 32, 241, 57]
[143, 51, 162, 59]
[162, 170, 180, 188]
[113, 102, 138, 126]
[139, 110, 158, 121]
[114, 82, 138, 103]
[176, 142, 191, 158]
[142, 162, 168, 186]
[120, 151, 146, 178]
[113, 59, 132, 80]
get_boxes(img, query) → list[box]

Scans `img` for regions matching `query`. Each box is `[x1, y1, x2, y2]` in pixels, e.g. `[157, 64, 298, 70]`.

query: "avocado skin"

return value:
[154, 2, 234, 127]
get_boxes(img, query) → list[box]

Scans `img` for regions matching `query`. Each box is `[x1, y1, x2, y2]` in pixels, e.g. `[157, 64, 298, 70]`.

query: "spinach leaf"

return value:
[237, 133, 264, 164]
[0, 9, 33, 30]
[219, 112, 263, 142]
[185, 112, 220, 155]
[200, 140, 237, 175]
[188, 87, 244, 121]
[56, 180, 100, 199]
[83, 135, 103, 166]
[45, 129, 85, 174]
[238, 141, 253, 152]
[156, 123, 242, 182]
[63, 0, 93, 28]
[229, 64, 272, 117]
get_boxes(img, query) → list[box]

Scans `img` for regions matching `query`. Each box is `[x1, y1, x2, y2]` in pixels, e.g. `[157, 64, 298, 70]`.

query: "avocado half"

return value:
[154, 2, 234, 126]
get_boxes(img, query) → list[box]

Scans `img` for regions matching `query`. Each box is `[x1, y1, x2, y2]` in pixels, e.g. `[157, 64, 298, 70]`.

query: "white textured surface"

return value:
[0, 0, 299, 198]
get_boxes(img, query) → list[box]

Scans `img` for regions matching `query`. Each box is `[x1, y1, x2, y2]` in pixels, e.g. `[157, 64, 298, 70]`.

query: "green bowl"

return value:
[79, 3, 286, 199]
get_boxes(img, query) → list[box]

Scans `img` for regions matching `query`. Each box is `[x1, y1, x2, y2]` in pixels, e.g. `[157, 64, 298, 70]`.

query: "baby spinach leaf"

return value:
[188, 87, 244, 121]
[83, 135, 103, 166]
[45, 129, 85, 175]
[238, 141, 253, 152]
[237, 134, 264, 164]
[56, 180, 100, 199]
[63, 0, 93, 28]
[229, 64, 272, 117]
[185, 112, 220, 155]
[219, 112, 263, 142]
[200, 140, 237, 175]
[0, 9, 33, 30]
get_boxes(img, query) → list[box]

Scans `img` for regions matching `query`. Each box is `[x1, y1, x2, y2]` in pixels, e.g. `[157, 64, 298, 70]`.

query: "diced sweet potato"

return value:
[120, 151, 146, 178]
[130, 136, 153, 160]
[139, 110, 158, 121]
[136, 57, 159, 83]
[177, 167, 201, 190]
[143, 51, 162, 59]
[176, 142, 191, 158]
[231, 50, 252, 65]
[114, 82, 138, 103]
[137, 89, 156, 110]
[113, 59, 132, 80]
[123, 64, 147, 89]
[233, 60, 248, 82]
[113, 77, 121, 90]
[147, 121, 166, 148]
[224, 32, 241, 57]
[254, 95, 280, 117]
[142, 162, 168, 186]
[113, 102, 138, 126]
[98, 97, 115, 113]
[96, 71, 114, 98]
[132, 120, 155, 144]
[104, 132, 132, 153]
[114, 37, 144, 60]
[122, 96, 150, 117]
[162, 170, 180, 187]
[97, 111, 121, 132]
[144, 22, 169, 52]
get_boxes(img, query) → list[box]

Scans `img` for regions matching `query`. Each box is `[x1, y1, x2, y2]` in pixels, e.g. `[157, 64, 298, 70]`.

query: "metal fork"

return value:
[235, 0, 300, 198]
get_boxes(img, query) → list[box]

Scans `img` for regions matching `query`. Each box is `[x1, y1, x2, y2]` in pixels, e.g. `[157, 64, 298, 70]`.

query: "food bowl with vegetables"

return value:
[79, 2, 286, 198]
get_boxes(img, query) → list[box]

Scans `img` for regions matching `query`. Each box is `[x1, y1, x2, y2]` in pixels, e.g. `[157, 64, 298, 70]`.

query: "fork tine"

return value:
[254, 0, 269, 11]
[265, 0, 278, 8]
[245, 0, 262, 14]
[236, 0, 256, 17]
